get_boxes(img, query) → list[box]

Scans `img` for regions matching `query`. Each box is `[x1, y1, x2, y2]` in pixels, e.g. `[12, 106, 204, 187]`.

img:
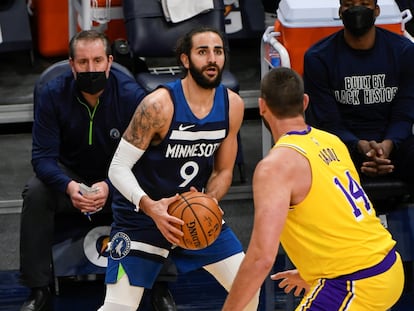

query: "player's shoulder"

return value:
[143, 87, 171, 104]
[258, 144, 304, 180]
[137, 87, 173, 116]
[227, 88, 244, 109]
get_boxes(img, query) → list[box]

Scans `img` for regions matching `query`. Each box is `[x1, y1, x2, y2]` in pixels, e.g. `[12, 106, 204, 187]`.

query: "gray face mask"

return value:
[342, 6, 375, 37]
[76, 71, 107, 95]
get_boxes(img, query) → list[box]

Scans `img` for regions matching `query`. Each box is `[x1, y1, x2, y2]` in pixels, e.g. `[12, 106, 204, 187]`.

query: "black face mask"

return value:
[342, 6, 375, 37]
[76, 71, 107, 95]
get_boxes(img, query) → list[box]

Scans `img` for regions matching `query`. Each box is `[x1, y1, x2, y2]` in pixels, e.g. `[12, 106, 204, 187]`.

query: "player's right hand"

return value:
[140, 194, 184, 245]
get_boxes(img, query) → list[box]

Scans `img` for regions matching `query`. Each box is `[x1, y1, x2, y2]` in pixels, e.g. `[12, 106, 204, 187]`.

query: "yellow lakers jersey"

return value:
[277, 127, 396, 283]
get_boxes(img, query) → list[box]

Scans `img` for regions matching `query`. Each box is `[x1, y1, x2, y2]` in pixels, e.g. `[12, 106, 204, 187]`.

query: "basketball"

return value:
[168, 191, 222, 250]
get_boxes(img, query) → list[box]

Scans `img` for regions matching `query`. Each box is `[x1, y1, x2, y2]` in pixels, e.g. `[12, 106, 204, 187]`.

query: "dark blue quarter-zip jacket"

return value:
[32, 67, 146, 193]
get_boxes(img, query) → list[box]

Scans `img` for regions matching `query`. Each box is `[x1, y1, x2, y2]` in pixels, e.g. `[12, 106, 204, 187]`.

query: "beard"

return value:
[188, 58, 223, 89]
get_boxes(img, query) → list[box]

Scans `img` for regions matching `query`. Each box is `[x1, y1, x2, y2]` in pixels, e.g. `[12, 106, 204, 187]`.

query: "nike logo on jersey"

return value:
[179, 124, 196, 131]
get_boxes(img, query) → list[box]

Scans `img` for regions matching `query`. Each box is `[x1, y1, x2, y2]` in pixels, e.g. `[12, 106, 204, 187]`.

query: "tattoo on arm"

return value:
[124, 97, 168, 148]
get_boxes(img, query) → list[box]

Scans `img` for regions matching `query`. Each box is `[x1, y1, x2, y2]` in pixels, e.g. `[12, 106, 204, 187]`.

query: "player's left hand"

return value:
[271, 269, 310, 297]
[189, 186, 223, 215]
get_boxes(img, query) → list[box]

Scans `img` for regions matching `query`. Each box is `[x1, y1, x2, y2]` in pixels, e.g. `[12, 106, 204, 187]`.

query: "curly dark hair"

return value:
[174, 26, 228, 69]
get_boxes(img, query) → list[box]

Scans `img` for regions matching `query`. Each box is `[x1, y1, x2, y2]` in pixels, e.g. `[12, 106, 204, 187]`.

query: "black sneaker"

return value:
[20, 287, 52, 311]
[151, 282, 177, 311]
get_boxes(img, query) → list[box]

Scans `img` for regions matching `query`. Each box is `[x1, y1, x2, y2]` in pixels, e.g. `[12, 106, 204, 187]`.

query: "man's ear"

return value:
[258, 97, 267, 116]
[180, 53, 189, 69]
[69, 58, 76, 76]
[106, 55, 113, 76]
[303, 94, 309, 112]
[108, 54, 114, 64]
[374, 4, 380, 19]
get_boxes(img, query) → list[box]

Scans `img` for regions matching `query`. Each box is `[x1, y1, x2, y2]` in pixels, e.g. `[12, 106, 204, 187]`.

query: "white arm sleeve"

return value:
[108, 138, 147, 211]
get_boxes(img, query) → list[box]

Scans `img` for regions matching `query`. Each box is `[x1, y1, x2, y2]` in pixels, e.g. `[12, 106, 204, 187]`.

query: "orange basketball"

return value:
[168, 191, 222, 250]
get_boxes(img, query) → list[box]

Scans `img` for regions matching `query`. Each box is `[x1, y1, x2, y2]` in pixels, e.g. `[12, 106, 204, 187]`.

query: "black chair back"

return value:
[123, 0, 225, 58]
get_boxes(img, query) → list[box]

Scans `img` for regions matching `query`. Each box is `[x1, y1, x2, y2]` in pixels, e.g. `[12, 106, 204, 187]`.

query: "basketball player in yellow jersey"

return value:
[222, 67, 404, 311]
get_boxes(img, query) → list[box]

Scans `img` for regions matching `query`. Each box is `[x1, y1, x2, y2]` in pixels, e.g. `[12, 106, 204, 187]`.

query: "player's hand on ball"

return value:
[140, 194, 184, 245]
[168, 191, 222, 250]
[271, 269, 310, 296]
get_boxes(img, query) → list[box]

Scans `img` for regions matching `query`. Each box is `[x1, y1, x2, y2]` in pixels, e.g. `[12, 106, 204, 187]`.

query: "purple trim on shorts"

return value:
[337, 248, 396, 281]
[298, 248, 397, 310]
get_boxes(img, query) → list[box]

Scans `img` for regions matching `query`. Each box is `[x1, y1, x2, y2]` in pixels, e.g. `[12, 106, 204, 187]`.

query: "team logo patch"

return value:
[110, 128, 121, 139]
[110, 232, 131, 260]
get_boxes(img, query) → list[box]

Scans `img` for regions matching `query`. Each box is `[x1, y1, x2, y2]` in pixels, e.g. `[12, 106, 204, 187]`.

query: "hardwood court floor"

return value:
[1, 265, 413, 311]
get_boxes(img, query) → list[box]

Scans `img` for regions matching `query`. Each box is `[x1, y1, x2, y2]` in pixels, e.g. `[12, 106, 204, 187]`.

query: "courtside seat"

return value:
[33, 60, 72, 118]
[51, 212, 112, 294]
[362, 177, 414, 204]
[122, 0, 240, 93]
[135, 68, 240, 94]
[122, 0, 246, 182]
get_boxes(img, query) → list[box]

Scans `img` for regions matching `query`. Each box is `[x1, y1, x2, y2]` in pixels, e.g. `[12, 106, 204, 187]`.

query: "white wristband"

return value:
[109, 138, 147, 210]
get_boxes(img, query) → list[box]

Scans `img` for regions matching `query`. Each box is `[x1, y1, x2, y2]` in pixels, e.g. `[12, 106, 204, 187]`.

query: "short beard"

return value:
[188, 59, 222, 89]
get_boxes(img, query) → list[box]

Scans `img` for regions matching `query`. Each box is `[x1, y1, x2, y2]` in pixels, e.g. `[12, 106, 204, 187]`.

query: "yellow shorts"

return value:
[296, 251, 404, 311]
